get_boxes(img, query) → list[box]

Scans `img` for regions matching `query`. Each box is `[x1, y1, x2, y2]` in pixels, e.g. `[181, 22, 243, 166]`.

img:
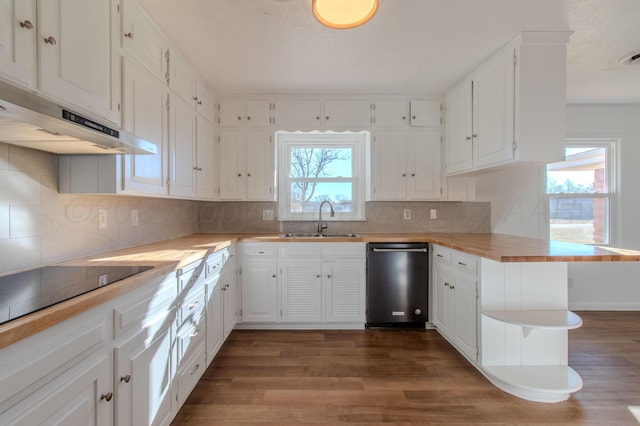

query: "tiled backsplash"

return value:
[0, 144, 198, 276]
[0, 143, 490, 276]
[198, 201, 490, 234]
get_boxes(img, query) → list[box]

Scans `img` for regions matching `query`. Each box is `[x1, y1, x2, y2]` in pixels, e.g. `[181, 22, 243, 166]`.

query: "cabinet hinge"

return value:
[371, 116, 376, 124]
[513, 49, 517, 65]
[117, 103, 121, 112]
[116, 4, 120, 13]
[239, 309, 243, 317]
[440, 187, 443, 195]
[370, 103, 375, 111]
[512, 141, 517, 153]
[166, 95, 170, 110]
[280, 309, 283, 317]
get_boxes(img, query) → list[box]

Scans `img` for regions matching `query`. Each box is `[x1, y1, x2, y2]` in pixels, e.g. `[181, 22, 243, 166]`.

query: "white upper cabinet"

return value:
[194, 78, 215, 121]
[273, 100, 322, 130]
[169, 94, 197, 198]
[195, 116, 217, 199]
[0, 0, 37, 87]
[323, 100, 372, 129]
[246, 100, 272, 127]
[169, 49, 198, 104]
[373, 100, 409, 127]
[445, 31, 570, 175]
[120, 0, 167, 81]
[407, 129, 442, 200]
[409, 100, 441, 127]
[218, 99, 271, 127]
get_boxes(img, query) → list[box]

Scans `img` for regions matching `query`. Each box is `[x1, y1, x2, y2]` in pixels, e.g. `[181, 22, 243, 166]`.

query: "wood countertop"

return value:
[2, 232, 639, 349]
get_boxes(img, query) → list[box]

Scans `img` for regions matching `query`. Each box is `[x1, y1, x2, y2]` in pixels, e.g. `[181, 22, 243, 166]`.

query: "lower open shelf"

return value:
[482, 365, 583, 403]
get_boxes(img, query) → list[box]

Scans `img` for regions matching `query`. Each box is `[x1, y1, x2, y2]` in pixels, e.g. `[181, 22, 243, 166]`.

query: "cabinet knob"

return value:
[402, 116, 406, 120]
[124, 32, 133, 39]
[19, 20, 33, 30]
[190, 363, 201, 375]
[193, 97, 202, 105]
[316, 116, 320, 120]
[237, 173, 242, 177]
[411, 173, 415, 177]
[247, 173, 251, 177]
[402, 173, 406, 177]
[325, 116, 329, 120]
[316, 274, 321, 278]
[327, 274, 331, 278]
[272, 274, 277, 278]
[450, 285, 455, 290]
[472, 134, 478, 138]
[444, 282, 449, 287]
[237, 116, 242, 120]
[465, 136, 471, 141]
[247, 116, 251, 120]
[100, 392, 113, 402]
[197, 167, 203, 171]
[412, 115, 417, 119]
[44, 36, 57, 45]
[120, 374, 131, 383]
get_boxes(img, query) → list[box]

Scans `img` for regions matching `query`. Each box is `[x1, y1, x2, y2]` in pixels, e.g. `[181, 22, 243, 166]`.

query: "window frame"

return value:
[276, 131, 369, 222]
[545, 138, 619, 246]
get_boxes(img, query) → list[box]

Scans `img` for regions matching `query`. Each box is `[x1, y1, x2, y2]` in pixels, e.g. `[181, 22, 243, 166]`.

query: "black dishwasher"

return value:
[366, 242, 429, 327]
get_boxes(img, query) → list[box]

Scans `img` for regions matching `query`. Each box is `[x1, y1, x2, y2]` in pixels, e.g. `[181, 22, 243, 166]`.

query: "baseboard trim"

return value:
[569, 302, 640, 311]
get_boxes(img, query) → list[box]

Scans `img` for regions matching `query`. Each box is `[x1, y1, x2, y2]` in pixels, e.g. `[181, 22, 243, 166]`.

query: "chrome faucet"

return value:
[317, 200, 335, 233]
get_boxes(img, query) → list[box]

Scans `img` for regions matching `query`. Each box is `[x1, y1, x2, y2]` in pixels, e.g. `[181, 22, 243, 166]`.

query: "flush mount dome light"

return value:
[312, 0, 379, 29]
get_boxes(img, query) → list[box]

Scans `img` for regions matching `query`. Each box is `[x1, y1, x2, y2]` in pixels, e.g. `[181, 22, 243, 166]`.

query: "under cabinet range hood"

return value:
[0, 80, 157, 155]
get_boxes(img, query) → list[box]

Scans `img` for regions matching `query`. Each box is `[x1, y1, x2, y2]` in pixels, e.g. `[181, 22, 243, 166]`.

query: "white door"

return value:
[206, 279, 224, 363]
[410, 100, 440, 127]
[246, 100, 272, 127]
[473, 51, 515, 168]
[240, 260, 278, 323]
[374, 100, 408, 127]
[323, 100, 371, 129]
[121, 57, 168, 195]
[273, 100, 322, 130]
[0, 0, 36, 87]
[432, 263, 451, 335]
[371, 130, 407, 200]
[280, 260, 322, 323]
[407, 129, 441, 200]
[218, 129, 247, 200]
[324, 262, 365, 323]
[246, 130, 276, 201]
[115, 326, 175, 426]
[222, 267, 238, 339]
[445, 81, 473, 174]
[120, 0, 167, 80]
[169, 95, 197, 197]
[196, 115, 216, 199]
[452, 270, 477, 362]
[218, 100, 245, 127]
[38, 0, 120, 123]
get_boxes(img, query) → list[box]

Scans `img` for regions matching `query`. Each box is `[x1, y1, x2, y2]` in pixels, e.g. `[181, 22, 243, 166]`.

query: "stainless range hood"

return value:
[0, 80, 157, 155]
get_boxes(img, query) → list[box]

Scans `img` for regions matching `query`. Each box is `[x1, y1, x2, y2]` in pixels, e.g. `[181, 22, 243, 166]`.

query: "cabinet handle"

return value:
[465, 136, 472, 141]
[444, 282, 449, 287]
[19, 20, 33, 30]
[472, 134, 478, 138]
[225, 284, 230, 288]
[190, 329, 200, 338]
[44, 36, 57, 45]
[221, 287, 227, 291]
[190, 363, 200, 375]
[450, 285, 455, 290]
[457, 262, 467, 267]
[193, 97, 203, 105]
[436, 254, 444, 258]
[124, 32, 133, 39]
[100, 392, 113, 402]
[120, 374, 131, 383]
[271, 274, 277, 278]
[189, 301, 199, 310]
[316, 274, 321, 278]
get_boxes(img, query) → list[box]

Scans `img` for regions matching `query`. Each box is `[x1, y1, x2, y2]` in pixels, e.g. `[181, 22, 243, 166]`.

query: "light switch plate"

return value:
[98, 209, 108, 229]
[430, 209, 437, 219]
[131, 209, 139, 226]
[262, 209, 274, 220]
[403, 209, 411, 220]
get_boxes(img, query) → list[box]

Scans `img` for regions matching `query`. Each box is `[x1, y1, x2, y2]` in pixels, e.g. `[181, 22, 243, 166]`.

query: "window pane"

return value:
[546, 147, 606, 194]
[549, 197, 609, 244]
[289, 182, 353, 213]
[289, 147, 352, 178]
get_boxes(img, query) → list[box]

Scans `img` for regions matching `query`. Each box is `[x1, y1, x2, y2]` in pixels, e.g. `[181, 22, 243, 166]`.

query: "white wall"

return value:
[475, 104, 640, 310]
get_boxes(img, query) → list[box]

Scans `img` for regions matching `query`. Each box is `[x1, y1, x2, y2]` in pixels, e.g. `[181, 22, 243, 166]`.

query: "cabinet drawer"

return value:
[179, 285, 206, 326]
[177, 316, 205, 362]
[178, 261, 206, 292]
[322, 243, 365, 259]
[206, 252, 224, 278]
[240, 244, 277, 257]
[177, 341, 206, 407]
[432, 245, 451, 264]
[452, 252, 477, 275]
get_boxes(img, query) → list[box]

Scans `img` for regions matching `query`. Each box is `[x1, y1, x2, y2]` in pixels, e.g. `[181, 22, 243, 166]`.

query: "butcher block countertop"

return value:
[1, 232, 639, 349]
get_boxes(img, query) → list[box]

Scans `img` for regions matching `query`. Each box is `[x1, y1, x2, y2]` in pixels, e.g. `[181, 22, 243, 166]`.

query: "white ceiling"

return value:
[138, 0, 640, 103]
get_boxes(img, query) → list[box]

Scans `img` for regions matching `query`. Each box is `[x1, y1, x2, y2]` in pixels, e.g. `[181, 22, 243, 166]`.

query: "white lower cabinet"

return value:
[239, 242, 365, 328]
[431, 245, 478, 363]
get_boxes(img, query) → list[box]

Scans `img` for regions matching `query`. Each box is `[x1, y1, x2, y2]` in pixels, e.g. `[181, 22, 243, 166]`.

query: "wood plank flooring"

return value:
[172, 312, 640, 425]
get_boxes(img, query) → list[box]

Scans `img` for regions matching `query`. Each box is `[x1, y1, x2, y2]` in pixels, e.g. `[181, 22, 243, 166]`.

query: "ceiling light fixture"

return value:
[312, 0, 379, 30]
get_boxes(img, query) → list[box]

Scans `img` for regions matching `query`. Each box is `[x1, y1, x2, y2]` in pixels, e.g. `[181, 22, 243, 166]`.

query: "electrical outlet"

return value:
[131, 209, 139, 226]
[98, 274, 108, 287]
[98, 209, 108, 229]
[262, 209, 274, 220]
[430, 209, 437, 220]
[403, 209, 411, 220]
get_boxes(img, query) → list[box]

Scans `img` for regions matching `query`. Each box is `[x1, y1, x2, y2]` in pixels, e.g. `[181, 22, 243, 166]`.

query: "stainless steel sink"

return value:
[279, 233, 360, 238]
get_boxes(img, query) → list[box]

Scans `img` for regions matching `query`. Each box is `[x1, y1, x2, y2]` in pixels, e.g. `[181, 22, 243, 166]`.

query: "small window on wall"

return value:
[546, 140, 617, 245]
[277, 131, 368, 221]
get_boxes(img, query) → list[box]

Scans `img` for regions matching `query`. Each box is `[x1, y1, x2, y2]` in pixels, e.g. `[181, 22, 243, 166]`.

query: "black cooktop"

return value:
[0, 265, 154, 325]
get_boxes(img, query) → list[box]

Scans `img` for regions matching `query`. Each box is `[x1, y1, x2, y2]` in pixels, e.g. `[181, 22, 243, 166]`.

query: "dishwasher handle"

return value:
[371, 248, 428, 253]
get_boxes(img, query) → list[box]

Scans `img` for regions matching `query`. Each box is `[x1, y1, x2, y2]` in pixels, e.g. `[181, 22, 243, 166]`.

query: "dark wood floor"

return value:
[172, 312, 640, 425]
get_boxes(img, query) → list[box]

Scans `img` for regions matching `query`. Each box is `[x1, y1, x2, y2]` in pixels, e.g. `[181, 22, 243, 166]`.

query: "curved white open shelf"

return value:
[482, 365, 583, 403]
[483, 310, 582, 331]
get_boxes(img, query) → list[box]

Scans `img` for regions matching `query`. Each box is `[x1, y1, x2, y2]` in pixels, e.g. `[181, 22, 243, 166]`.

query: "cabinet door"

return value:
[122, 57, 168, 195]
[8, 353, 113, 426]
[246, 130, 276, 201]
[451, 270, 477, 362]
[241, 260, 278, 323]
[246, 100, 272, 127]
[324, 261, 365, 323]
[323, 100, 371, 129]
[194, 79, 215, 122]
[115, 325, 175, 426]
[218, 100, 245, 127]
[410, 100, 440, 127]
[406, 129, 441, 200]
[0, 0, 36, 87]
[445, 80, 473, 174]
[432, 262, 450, 334]
[195, 115, 217, 199]
[473, 51, 515, 168]
[38, 0, 120, 124]
[273, 100, 322, 130]
[222, 266, 238, 339]
[169, 49, 196, 104]
[371, 130, 407, 200]
[169, 95, 197, 197]
[206, 279, 224, 364]
[121, 0, 167, 80]
[280, 260, 322, 323]
[374, 100, 409, 127]
[218, 129, 247, 200]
